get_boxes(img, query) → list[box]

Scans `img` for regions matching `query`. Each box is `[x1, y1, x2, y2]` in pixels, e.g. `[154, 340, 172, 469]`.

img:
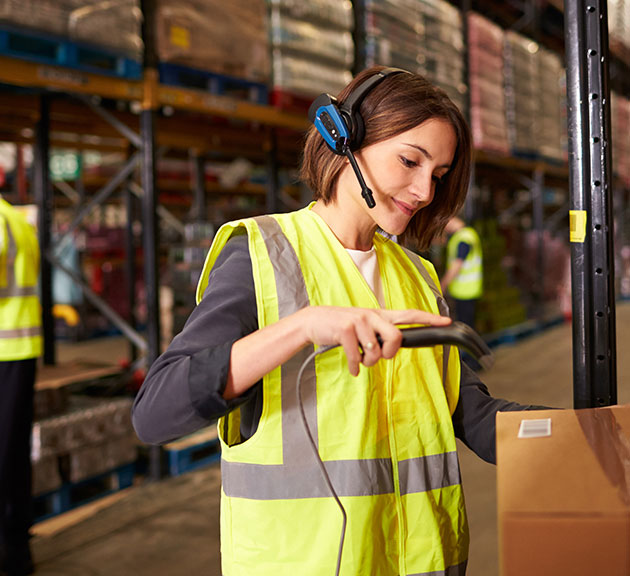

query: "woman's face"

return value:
[351, 118, 457, 236]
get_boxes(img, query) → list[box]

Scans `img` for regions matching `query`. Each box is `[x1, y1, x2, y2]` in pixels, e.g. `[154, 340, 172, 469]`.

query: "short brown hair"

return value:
[300, 65, 472, 250]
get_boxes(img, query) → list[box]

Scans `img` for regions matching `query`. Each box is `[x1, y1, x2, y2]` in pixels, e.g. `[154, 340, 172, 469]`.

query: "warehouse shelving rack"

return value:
[0, 31, 308, 364]
[0, 0, 624, 481]
[456, 0, 622, 407]
[0, 3, 309, 478]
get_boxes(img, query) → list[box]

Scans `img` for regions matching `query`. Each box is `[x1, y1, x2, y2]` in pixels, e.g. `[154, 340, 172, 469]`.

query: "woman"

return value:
[133, 66, 537, 576]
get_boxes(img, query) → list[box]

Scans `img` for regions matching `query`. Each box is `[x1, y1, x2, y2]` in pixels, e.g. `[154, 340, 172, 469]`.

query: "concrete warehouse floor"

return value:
[29, 302, 630, 576]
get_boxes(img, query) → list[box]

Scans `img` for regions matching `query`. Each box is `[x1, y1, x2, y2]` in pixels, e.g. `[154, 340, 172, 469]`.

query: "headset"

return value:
[308, 68, 410, 209]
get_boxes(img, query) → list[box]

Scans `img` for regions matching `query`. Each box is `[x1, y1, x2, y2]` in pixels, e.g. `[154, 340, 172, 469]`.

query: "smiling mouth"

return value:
[393, 199, 415, 216]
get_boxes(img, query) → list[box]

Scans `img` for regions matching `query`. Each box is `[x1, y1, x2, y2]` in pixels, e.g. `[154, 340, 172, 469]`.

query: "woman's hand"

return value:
[302, 306, 451, 376]
[227, 305, 450, 399]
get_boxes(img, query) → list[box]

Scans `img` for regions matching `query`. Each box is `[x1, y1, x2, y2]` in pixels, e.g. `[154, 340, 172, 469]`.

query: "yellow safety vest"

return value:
[446, 227, 483, 300]
[197, 205, 468, 576]
[0, 198, 42, 361]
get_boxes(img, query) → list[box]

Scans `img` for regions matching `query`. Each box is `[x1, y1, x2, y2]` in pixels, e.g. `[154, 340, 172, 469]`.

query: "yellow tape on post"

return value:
[569, 210, 587, 243]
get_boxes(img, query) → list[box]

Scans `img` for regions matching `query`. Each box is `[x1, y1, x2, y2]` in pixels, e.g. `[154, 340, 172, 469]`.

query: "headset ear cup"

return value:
[350, 112, 365, 150]
[337, 109, 354, 146]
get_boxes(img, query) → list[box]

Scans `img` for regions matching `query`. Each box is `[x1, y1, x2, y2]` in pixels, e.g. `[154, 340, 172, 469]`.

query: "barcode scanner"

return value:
[380, 321, 494, 370]
[308, 68, 410, 209]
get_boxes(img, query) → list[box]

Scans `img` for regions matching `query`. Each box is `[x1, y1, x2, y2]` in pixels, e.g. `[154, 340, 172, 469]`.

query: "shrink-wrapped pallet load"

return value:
[0, 0, 142, 59]
[536, 48, 565, 162]
[268, 0, 354, 98]
[155, 0, 270, 83]
[467, 12, 510, 155]
[357, 0, 466, 113]
[504, 30, 539, 157]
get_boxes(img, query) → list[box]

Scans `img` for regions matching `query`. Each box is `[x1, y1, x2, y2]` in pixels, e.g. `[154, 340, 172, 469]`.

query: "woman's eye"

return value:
[432, 175, 443, 185]
[400, 156, 417, 168]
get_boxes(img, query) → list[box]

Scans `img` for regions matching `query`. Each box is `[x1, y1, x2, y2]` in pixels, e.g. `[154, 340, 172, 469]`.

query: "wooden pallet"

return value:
[33, 463, 135, 522]
[158, 63, 268, 105]
[0, 26, 141, 79]
[163, 425, 220, 477]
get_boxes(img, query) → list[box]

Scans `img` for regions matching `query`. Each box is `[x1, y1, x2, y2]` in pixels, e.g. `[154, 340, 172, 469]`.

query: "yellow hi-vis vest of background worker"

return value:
[197, 204, 468, 576]
[0, 198, 42, 361]
[446, 226, 483, 300]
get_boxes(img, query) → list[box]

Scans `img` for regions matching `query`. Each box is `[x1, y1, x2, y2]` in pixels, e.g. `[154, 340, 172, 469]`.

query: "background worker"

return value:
[133, 66, 543, 576]
[0, 197, 42, 576]
[441, 215, 483, 330]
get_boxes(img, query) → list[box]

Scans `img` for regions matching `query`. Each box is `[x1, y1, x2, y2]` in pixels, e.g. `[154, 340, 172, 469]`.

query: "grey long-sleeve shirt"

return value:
[132, 234, 539, 464]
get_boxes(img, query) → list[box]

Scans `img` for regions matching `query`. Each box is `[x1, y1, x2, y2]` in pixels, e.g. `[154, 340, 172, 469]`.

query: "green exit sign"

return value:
[50, 152, 81, 181]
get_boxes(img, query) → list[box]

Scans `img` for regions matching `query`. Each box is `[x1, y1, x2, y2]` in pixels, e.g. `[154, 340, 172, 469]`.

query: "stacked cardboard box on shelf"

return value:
[0, 0, 142, 59]
[467, 12, 510, 155]
[504, 31, 539, 157]
[31, 397, 136, 496]
[268, 0, 354, 98]
[357, 0, 466, 114]
[155, 0, 269, 83]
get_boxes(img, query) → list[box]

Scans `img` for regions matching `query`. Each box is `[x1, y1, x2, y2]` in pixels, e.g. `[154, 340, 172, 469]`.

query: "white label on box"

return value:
[518, 418, 552, 439]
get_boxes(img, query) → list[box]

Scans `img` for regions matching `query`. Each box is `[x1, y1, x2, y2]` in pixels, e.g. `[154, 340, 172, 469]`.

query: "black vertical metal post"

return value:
[532, 168, 545, 321]
[564, 0, 616, 408]
[141, 0, 163, 479]
[140, 117, 160, 363]
[124, 181, 137, 363]
[266, 129, 279, 214]
[34, 94, 55, 365]
[190, 150, 206, 222]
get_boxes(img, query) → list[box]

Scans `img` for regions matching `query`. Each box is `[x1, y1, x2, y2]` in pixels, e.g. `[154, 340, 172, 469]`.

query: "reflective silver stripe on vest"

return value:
[0, 285, 37, 298]
[222, 457, 395, 499]
[400, 246, 452, 382]
[398, 452, 461, 494]
[222, 452, 460, 500]
[0, 326, 41, 339]
[253, 215, 318, 459]
[408, 560, 468, 576]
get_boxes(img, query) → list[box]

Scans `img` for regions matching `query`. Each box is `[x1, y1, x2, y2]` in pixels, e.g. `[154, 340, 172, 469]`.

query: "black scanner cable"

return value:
[295, 321, 494, 576]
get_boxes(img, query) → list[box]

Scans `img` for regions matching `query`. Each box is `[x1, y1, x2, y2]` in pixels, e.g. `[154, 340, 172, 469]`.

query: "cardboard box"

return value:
[497, 406, 630, 576]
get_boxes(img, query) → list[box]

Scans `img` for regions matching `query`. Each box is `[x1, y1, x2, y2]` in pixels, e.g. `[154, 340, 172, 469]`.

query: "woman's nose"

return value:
[410, 174, 435, 205]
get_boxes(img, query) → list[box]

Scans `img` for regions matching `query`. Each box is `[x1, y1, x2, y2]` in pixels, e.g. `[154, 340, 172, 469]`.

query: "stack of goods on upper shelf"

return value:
[503, 31, 539, 158]
[611, 92, 630, 188]
[0, 0, 142, 67]
[31, 395, 136, 516]
[467, 12, 510, 155]
[536, 48, 566, 163]
[268, 0, 354, 109]
[155, 0, 270, 102]
[356, 0, 466, 114]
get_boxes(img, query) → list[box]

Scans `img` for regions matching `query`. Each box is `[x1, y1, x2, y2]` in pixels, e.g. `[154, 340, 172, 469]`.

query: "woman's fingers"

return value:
[385, 308, 452, 327]
[353, 313, 383, 367]
[337, 325, 362, 376]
